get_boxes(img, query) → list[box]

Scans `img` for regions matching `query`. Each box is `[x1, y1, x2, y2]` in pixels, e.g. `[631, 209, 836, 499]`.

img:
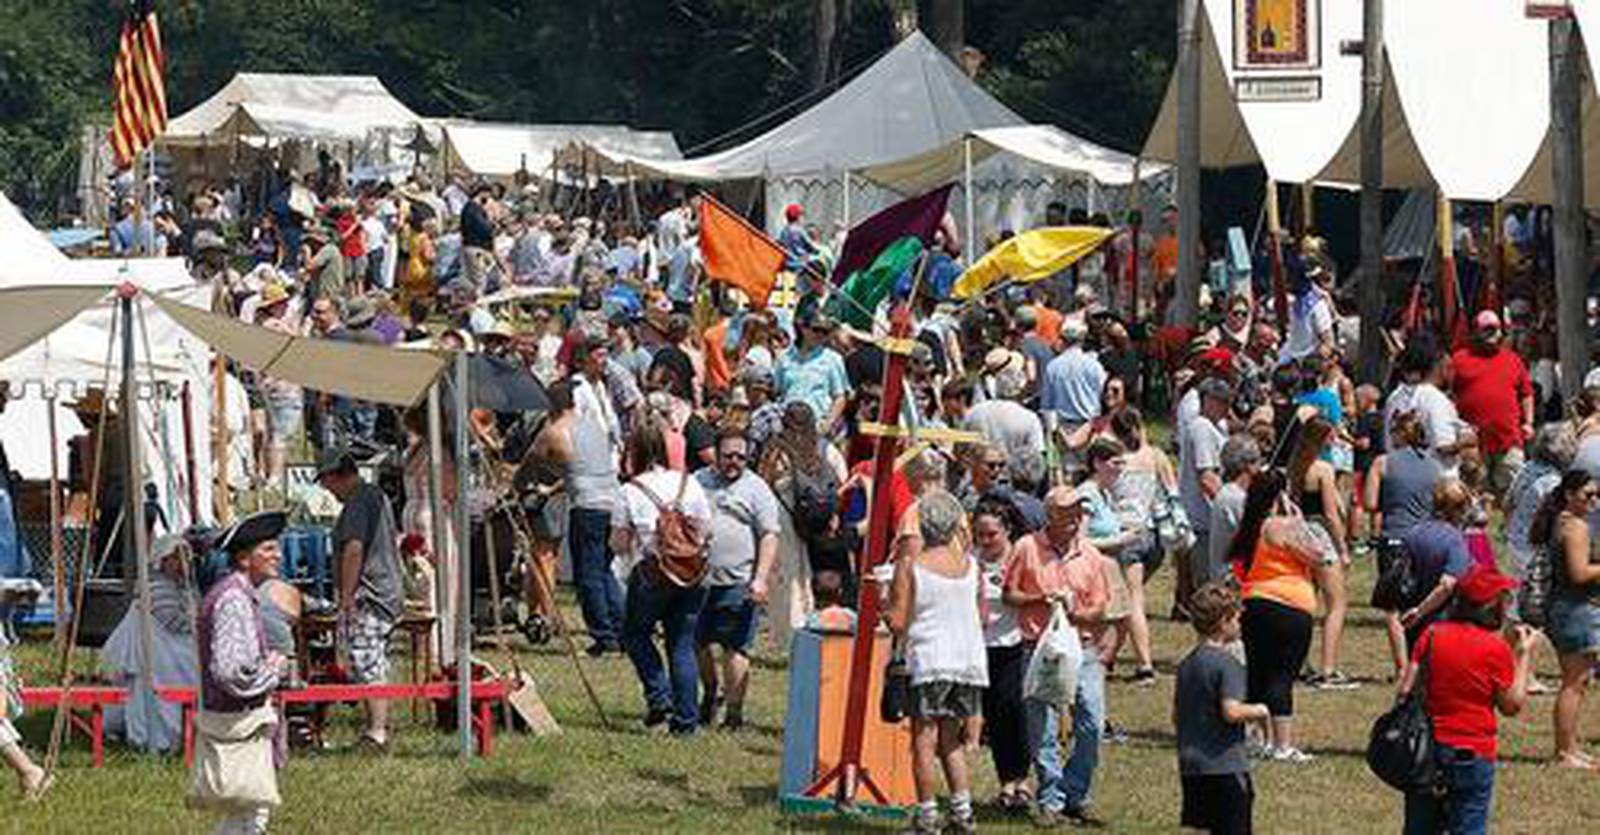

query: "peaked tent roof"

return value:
[598, 31, 1027, 182]
[165, 73, 425, 145]
[440, 121, 682, 179]
[0, 193, 71, 281]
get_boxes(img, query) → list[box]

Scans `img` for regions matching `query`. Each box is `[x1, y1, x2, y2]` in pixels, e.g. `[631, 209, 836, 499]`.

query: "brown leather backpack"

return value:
[632, 473, 710, 588]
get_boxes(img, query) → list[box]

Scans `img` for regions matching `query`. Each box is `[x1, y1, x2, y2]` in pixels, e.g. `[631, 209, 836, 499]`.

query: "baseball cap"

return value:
[1456, 566, 1518, 606]
[1474, 310, 1502, 330]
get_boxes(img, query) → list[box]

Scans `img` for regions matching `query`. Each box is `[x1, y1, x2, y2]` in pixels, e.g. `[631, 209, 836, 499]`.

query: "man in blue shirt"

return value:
[1039, 318, 1106, 427]
[775, 310, 850, 431]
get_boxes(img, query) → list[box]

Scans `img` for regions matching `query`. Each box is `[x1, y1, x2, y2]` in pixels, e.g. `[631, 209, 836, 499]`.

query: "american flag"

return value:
[109, 0, 167, 170]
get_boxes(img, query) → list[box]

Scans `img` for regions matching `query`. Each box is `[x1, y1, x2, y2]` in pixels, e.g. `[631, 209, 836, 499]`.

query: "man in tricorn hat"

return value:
[190, 511, 289, 835]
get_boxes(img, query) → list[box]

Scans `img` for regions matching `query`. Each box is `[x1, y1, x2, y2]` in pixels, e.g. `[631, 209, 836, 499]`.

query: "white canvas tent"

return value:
[1143, 0, 1583, 205]
[440, 121, 681, 180]
[566, 32, 1159, 241]
[164, 73, 426, 145]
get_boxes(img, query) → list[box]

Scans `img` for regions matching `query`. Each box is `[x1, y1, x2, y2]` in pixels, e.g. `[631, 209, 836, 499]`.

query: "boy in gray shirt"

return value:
[1174, 583, 1269, 835]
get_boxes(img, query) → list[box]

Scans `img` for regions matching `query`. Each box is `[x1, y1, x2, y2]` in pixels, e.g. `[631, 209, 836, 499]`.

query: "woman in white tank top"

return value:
[887, 490, 988, 835]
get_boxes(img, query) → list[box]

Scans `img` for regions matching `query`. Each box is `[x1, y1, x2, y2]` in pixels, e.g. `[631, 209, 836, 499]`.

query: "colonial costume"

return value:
[189, 512, 286, 835]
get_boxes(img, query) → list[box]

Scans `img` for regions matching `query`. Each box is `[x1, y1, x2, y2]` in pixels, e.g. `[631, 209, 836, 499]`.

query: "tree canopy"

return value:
[0, 0, 1174, 219]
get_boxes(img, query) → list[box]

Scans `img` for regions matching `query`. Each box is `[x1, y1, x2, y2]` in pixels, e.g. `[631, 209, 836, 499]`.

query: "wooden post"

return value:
[1299, 182, 1315, 236]
[1356, 0, 1387, 384]
[1175, 0, 1204, 326]
[1552, 16, 1587, 399]
[1129, 159, 1143, 318]
[1266, 181, 1290, 333]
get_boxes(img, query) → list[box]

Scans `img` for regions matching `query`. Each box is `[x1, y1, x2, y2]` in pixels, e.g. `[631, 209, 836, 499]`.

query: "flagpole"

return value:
[963, 137, 975, 265]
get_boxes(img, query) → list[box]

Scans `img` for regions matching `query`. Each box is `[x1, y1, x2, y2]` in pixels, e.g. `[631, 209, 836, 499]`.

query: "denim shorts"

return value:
[908, 681, 983, 720]
[694, 584, 758, 652]
[1545, 595, 1600, 656]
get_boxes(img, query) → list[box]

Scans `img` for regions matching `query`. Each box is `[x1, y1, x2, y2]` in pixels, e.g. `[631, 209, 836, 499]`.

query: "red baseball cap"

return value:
[1456, 566, 1518, 606]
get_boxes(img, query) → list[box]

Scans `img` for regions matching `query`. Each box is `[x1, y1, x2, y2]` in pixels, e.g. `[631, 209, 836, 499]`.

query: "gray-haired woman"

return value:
[1506, 423, 1576, 617]
[887, 489, 988, 834]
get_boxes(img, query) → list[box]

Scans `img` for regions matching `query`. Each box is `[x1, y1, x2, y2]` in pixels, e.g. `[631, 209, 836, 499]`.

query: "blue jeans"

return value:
[569, 507, 624, 645]
[1403, 745, 1495, 835]
[623, 569, 707, 732]
[1024, 650, 1106, 813]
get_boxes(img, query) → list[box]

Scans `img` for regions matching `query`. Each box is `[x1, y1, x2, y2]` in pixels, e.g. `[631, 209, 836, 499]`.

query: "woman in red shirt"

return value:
[1397, 567, 1535, 835]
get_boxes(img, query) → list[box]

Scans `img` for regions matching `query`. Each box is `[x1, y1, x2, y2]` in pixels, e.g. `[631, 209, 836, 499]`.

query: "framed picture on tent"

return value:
[1234, 0, 1321, 71]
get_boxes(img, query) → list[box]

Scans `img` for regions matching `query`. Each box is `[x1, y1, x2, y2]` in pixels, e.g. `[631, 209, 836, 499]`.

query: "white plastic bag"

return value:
[1023, 600, 1083, 711]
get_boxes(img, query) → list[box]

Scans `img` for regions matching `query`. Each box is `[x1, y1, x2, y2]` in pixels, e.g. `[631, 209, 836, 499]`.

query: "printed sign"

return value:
[1235, 0, 1321, 71]
[1235, 75, 1323, 103]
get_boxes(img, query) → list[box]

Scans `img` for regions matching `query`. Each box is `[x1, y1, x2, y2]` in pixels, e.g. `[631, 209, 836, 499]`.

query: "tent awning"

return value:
[149, 294, 446, 407]
[0, 286, 119, 373]
[857, 126, 1163, 195]
[441, 122, 682, 179]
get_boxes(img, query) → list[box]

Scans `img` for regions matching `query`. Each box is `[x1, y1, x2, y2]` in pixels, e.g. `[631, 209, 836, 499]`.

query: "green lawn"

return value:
[3, 556, 1600, 834]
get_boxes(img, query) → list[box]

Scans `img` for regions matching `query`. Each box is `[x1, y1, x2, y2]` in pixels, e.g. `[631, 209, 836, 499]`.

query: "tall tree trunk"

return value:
[814, 0, 839, 92]
[919, 0, 964, 58]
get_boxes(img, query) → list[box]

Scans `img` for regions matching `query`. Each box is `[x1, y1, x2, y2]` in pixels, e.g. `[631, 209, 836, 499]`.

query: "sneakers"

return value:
[1270, 745, 1316, 764]
[1313, 670, 1360, 691]
[1102, 721, 1129, 745]
[643, 705, 671, 730]
[946, 811, 977, 834]
[585, 640, 623, 658]
[1131, 667, 1157, 687]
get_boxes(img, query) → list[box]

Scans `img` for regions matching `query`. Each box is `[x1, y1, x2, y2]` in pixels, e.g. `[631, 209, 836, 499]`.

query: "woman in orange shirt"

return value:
[1226, 471, 1323, 763]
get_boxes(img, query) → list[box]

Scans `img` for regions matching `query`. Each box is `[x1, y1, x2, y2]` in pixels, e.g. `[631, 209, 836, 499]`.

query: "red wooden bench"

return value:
[22, 680, 510, 768]
[19, 686, 189, 767]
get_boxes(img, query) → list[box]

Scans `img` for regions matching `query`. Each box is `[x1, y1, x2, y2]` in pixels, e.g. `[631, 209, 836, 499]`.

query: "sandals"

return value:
[21, 769, 52, 802]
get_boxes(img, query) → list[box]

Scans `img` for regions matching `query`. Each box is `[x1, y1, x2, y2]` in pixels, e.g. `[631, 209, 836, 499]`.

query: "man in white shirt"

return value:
[1384, 337, 1473, 477]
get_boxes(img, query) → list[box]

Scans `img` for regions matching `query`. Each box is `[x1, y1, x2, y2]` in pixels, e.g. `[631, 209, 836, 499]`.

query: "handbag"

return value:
[1366, 633, 1437, 791]
[1370, 538, 1419, 612]
[1151, 484, 1196, 557]
[879, 646, 911, 724]
[187, 707, 282, 812]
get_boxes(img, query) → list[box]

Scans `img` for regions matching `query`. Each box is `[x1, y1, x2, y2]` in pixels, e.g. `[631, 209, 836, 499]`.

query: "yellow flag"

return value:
[952, 226, 1116, 300]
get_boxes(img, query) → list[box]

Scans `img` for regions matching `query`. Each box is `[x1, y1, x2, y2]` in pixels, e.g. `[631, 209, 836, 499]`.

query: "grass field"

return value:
[3, 556, 1599, 834]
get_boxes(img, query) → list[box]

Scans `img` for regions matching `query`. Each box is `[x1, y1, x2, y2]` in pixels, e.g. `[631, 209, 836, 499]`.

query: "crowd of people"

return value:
[0, 154, 1595, 835]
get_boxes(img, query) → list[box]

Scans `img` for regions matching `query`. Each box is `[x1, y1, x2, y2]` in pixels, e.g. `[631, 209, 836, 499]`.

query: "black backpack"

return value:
[788, 450, 841, 535]
[1367, 633, 1437, 791]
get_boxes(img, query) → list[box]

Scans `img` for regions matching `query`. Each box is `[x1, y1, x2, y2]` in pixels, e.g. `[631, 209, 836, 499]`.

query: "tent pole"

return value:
[626, 161, 643, 233]
[212, 355, 232, 526]
[1488, 201, 1504, 312]
[963, 138, 975, 263]
[1129, 159, 1143, 319]
[119, 291, 157, 753]
[46, 389, 65, 656]
[427, 379, 450, 665]
[1266, 181, 1289, 333]
[1174, 0, 1204, 327]
[1299, 183, 1315, 236]
[1436, 192, 1459, 341]
[842, 169, 852, 229]
[453, 351, 473, 759]
[181, 382, 199, 527]
[1552, 15, 1587, 399]
[1356, 0, 1387, 385]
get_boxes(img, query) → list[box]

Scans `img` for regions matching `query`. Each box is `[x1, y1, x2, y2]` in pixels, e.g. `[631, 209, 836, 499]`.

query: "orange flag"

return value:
[699, 195, 785, 306]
